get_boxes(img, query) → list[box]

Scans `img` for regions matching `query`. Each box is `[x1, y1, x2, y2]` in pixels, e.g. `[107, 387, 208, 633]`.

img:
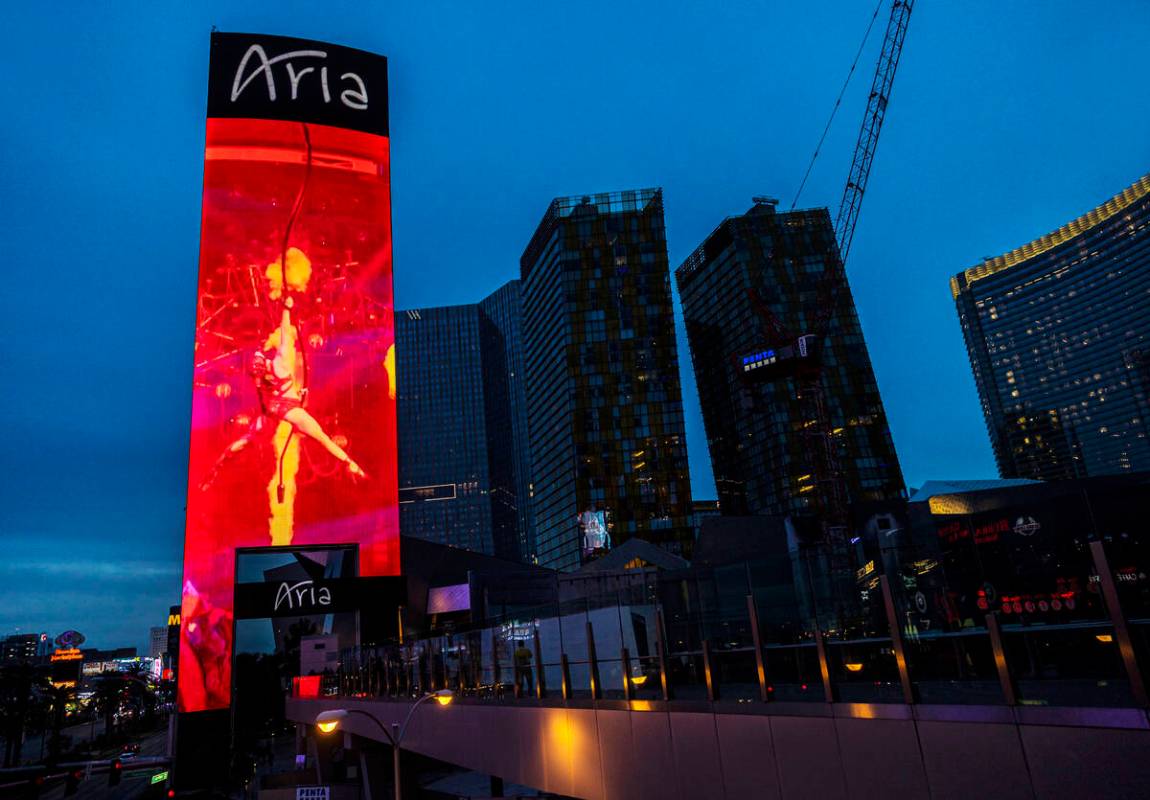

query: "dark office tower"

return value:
[953, 173, 1150, 481]
[397, 305, 495, 555]
[396, 282, 535, 562]
[676, 201, 905, 521]
[521, 189, 694, 570]
[478, 281, 536, 562]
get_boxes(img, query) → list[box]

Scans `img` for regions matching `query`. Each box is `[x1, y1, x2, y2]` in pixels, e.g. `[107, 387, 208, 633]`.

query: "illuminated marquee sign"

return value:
[179, 32, 399, 714]
[55, 630, 85, 649]
[50, 648, 83, 662]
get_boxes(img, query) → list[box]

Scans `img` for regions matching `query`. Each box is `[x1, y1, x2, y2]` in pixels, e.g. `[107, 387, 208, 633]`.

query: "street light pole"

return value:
[390, 722, 401, 800]
[315, 689, 452, 800]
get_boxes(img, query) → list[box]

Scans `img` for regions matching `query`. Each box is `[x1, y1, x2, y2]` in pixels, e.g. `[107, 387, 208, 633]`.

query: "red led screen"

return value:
[179, 112, 398, 712]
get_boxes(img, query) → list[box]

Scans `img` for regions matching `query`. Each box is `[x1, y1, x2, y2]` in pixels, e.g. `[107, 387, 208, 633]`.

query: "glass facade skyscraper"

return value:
[479, 281, 535, 562]
[953, 173, 1150, 480]
[396, 281, 534, 561]
[521, 189, 694, 570]
[676, 201, 905, 521]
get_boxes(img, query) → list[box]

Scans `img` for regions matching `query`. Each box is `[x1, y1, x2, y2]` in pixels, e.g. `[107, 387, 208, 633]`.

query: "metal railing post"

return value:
[512, 640, 522, 700]
[702, 640, 717, 702]
[813, 626, 836, 703]
[655, 607, 673, 700]
[1091, 539, 1149, 707]
[491, 633, 501, 697]
[879, 575, 916, 704]
[622, 647, 633, 701]
[586, 621, 601, 700]
[560, 654, 572, 700]
[985, 611, 1017, 706]
[746, 594, 770, 702]
[533, 629, 546, 699]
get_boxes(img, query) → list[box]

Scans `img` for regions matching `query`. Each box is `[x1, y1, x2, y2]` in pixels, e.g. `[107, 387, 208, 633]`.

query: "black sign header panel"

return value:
[207, 32, 389, 137]
[234, 575, 406, 620]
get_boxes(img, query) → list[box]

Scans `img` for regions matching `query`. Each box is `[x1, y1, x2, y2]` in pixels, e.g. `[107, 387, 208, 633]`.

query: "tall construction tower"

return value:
[738, 0, 914, 550]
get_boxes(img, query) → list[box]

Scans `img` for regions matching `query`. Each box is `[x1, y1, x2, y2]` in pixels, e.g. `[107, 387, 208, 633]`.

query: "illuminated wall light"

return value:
[844, 662, 864, 673]
[928, 495, 973, 515]
[1096, 634, 1114, 643]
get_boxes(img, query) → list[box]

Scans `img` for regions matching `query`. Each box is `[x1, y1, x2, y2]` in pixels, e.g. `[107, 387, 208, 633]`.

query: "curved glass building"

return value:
[953, 173, 1150, 480]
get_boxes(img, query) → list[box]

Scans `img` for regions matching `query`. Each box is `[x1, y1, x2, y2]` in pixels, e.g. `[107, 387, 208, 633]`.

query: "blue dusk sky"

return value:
[1, 1, 1146, 652]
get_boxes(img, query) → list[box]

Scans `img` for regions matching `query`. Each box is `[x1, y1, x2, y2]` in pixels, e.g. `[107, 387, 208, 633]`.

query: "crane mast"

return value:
[834, 0, 915, 264]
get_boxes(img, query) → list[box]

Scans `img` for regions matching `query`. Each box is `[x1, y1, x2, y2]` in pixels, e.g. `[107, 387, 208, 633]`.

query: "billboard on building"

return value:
[180, 32, 398, 713]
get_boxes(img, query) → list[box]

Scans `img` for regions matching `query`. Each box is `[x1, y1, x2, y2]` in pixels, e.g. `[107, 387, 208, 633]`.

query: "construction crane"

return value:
[738, 0, 915, 547]
[834, 0, 915, 263]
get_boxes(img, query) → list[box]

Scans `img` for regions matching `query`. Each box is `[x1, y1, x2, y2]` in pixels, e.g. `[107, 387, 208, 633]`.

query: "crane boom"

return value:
[833, 0, 914, 263]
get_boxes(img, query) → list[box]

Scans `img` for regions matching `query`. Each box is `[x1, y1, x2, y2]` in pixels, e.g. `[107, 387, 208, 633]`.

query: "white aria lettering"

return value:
[273, 580, 334, 611]
[340, 73, 368, 109]
[231, 44, 368, 111]
[286, 63, 315, 100]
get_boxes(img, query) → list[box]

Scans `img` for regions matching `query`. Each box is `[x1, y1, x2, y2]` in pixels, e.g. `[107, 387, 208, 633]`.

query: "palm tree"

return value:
[0, 662, 48, 766]
[42, 682, 75, 765]
[90, 673, 129, 742]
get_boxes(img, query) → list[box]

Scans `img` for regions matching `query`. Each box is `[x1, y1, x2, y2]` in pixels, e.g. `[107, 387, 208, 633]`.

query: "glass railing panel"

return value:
[904, 628, 1003, 704]
[540, 662, 565, 698]
[599, 656, 626, 699]
[711, 646, 759, 703]
[567, 660, 593, 699]
[762, 642, 822, 702]
[1003, 622, 1133, 707]
[666, 651, 708, 701]
[825, 638, 903, 703]
[629, 656, 662, 700]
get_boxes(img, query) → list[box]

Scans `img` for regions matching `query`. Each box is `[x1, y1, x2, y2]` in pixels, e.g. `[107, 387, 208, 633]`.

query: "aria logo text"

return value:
[232, 45, 368, 110]
[274, 580, 333, 612]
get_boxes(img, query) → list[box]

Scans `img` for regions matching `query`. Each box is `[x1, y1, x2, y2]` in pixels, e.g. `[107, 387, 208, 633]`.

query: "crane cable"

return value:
[790, 0, 885, 210]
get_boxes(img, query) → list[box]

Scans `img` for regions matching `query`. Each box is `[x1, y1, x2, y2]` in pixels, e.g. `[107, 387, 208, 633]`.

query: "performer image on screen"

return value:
[200, 246, 365, 544]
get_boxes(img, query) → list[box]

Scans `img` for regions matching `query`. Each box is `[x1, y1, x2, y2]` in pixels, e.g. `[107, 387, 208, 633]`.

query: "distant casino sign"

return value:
[55, 630, 86, 649]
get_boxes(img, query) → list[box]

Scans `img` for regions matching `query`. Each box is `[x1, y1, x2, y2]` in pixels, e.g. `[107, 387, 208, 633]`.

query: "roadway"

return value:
[37, 729, 170, 800]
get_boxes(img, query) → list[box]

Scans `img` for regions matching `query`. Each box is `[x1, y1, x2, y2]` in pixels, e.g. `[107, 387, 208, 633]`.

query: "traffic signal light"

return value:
[64, 768, 83, 796]
[108, 759, 123, 787]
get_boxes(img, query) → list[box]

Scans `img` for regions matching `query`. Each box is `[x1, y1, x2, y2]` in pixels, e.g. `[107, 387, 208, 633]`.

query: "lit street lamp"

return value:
[315, 689, 453, 800]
